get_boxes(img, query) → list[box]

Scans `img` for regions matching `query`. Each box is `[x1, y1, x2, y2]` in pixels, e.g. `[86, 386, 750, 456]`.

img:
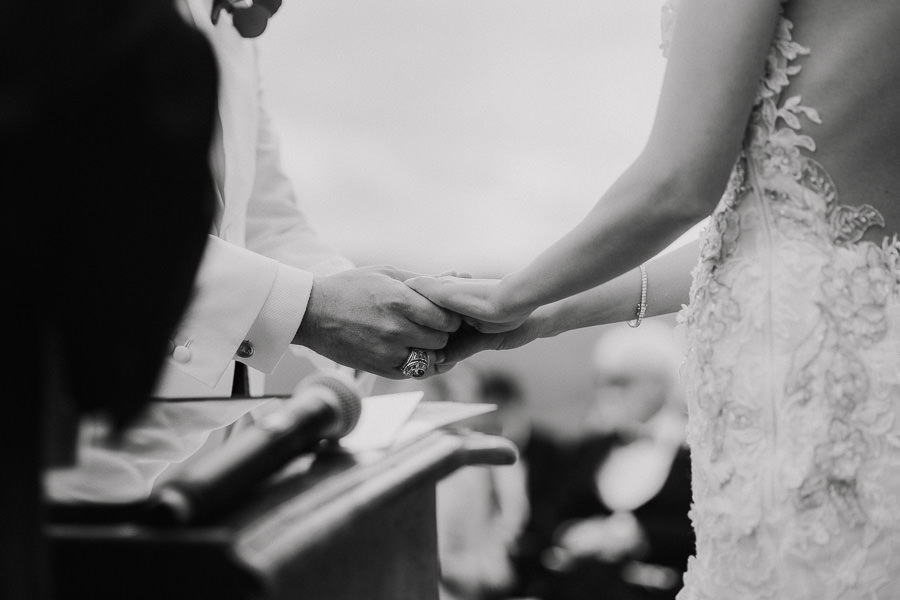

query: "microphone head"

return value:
[295, 372, 362, 438]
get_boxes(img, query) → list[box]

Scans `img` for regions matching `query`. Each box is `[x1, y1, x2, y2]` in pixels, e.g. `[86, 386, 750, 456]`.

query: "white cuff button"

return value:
[172, 345, 192, 364]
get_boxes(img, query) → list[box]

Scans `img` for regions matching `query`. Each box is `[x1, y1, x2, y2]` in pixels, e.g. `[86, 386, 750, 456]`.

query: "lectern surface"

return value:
[48, 430, 516, 600]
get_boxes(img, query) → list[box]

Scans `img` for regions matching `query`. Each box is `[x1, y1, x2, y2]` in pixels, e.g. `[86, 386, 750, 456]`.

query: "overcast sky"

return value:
[259, 0, 671, 276]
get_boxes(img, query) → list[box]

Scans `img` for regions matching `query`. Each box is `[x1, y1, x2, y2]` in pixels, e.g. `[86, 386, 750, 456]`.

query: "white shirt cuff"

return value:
[239, 263, 313, 373]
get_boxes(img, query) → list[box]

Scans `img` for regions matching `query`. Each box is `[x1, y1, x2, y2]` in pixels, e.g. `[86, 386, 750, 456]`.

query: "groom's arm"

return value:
[163, 44, 461, 386]
[241, 50, 461, 379]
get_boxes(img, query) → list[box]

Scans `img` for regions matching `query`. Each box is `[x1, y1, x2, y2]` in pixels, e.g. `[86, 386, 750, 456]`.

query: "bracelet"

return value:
[627, 264, 648, 328]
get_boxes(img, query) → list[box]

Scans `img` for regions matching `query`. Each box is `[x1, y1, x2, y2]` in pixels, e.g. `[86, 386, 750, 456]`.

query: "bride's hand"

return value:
[436, 320, 543, 368]
[405, 275, 531, 333]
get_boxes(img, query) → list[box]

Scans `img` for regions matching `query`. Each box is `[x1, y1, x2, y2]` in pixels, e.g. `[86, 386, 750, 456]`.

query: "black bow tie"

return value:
[211, 0, 282, 38]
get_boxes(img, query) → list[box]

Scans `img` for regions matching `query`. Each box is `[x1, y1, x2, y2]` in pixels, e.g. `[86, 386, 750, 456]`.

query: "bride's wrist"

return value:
[526, 307, 557, 340]
[529, 303, 571, 339]
[496, 270, 538, 319]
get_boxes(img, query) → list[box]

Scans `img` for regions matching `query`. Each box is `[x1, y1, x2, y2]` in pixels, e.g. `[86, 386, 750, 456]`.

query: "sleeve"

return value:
[244, 74, 354, 274]
[165, 236, 289, 387]
[236, 69, 356, 373]
[165, 49, 354, 386]
[44, 399, 270, 503]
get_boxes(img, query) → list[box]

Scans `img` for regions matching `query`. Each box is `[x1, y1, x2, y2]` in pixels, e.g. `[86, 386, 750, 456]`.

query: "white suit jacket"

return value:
[46, 0, 354, 502]
[158, 0, 353, 398]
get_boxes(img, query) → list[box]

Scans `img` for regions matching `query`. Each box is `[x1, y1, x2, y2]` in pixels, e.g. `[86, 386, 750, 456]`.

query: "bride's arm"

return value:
[536, 240, 698, 336]
[412, 0, 781, 327]
[437, 242, 698, 364]
[496, 0, 782, 315]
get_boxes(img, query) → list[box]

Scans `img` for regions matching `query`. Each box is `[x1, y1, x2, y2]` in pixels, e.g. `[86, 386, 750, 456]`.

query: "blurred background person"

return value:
[469, 369, 532, 586]
[387, 367, 530, 600]
[512, 321, 693, 600]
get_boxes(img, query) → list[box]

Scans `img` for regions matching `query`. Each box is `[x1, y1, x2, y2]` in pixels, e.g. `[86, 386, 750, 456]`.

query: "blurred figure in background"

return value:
[421, 368, 530, 600]
[513, 321, 693, 600]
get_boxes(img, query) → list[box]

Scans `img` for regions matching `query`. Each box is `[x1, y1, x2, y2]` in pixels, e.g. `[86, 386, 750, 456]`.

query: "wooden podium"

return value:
[47, 430, 515, 600]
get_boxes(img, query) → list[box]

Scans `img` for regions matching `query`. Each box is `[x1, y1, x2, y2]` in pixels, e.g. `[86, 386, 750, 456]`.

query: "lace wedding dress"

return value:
[663, 2, 900, 598]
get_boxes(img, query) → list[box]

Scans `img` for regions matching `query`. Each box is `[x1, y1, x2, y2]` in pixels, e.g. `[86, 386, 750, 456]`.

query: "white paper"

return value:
[340, 391, 423, 451]
[393, 401, 497, 447]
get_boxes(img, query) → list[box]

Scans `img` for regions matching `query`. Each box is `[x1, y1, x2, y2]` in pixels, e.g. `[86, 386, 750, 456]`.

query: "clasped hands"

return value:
[294, 266, 538, 379]
[405, 271, 543, 368]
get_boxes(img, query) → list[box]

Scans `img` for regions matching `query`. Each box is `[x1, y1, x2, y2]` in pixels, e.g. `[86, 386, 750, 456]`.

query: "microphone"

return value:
[147, 371, 362, 525]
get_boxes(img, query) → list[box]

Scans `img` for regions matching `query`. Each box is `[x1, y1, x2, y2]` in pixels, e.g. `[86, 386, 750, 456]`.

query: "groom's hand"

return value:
[294, 265, 462, 379]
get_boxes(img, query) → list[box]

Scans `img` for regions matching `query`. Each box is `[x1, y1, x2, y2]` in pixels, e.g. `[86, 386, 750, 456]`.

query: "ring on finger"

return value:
[401, 348, 430, 378]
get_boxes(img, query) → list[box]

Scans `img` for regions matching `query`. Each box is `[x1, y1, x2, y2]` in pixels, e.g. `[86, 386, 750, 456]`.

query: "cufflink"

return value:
[236, 340, 255, 359]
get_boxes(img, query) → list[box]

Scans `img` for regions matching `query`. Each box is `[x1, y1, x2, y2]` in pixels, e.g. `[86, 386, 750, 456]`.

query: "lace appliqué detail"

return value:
[673, 5, 900, 600]
[745, 18, 885, 246]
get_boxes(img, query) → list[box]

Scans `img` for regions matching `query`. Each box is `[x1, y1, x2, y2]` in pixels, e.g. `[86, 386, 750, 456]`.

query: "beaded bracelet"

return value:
[627, 264, 648, 328]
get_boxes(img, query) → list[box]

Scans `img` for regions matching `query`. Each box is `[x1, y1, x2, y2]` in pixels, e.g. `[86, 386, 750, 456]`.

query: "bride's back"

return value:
[783, 0, 900, 239]
[676, 7, 900, 600]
